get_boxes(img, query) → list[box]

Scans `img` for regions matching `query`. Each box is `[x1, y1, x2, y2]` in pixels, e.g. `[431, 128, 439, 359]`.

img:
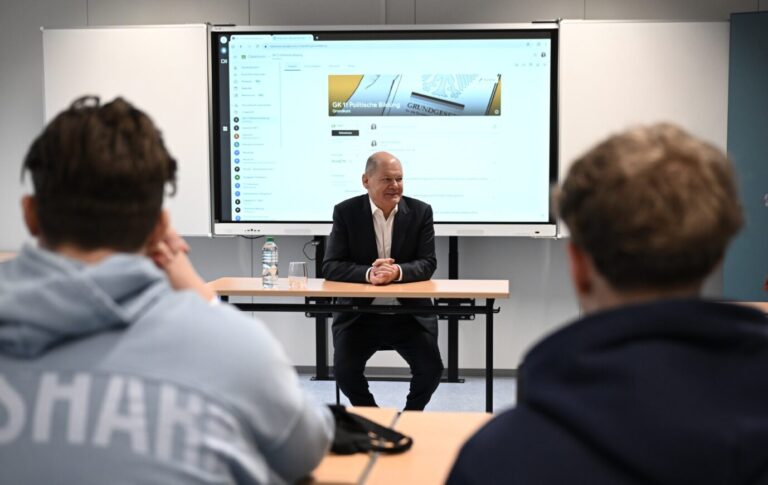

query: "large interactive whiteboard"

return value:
[208, 25, 559, 237]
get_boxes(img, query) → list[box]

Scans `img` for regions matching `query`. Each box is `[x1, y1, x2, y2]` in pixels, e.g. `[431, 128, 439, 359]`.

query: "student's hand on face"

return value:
[148, 226, 215, 301]
[149, 226, 189, 269]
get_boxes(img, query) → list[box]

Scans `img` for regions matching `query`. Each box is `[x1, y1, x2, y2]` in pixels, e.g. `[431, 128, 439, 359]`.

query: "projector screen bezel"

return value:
[208, 23, 559, 237]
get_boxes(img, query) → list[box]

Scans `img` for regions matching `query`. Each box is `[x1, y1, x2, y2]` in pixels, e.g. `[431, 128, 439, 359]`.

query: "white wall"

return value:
[0, 0, 86, 253]
[0, 0, 760, 371]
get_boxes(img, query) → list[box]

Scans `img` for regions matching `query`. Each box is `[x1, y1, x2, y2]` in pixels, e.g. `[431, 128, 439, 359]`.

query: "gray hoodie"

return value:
[0, 244, 334, 484]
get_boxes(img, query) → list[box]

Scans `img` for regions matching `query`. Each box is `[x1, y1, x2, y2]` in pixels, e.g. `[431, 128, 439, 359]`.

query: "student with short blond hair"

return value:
[448, 124, 768, 485]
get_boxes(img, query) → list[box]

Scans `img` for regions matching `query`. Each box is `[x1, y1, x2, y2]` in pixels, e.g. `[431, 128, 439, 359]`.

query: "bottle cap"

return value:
[266, 236, 274, 242]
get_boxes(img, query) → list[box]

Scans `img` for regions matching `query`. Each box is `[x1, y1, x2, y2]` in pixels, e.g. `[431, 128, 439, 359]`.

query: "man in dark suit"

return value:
[323, 151, 443, 410]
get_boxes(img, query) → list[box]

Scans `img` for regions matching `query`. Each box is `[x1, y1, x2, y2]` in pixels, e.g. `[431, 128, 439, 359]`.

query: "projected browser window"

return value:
[214, 32, 554, 224]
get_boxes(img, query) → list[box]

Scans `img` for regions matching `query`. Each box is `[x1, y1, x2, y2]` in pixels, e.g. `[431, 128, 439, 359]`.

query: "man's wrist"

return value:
[366, 266, 373, 283]
[395, 264, 403, 282]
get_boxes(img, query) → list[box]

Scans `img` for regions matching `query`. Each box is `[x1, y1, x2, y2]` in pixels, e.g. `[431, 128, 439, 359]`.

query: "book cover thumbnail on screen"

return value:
[328, 74, 502, 117]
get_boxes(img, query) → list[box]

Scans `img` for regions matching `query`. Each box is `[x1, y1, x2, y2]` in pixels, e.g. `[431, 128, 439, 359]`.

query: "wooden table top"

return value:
[311, 407, 399, 485]
[208, 277, 509, 299]
[365, 411, 491, 485]
[740, 301, 768, 314]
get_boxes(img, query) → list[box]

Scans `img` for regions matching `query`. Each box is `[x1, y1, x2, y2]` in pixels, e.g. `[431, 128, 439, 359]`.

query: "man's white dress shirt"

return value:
[366, 197, 403, 305]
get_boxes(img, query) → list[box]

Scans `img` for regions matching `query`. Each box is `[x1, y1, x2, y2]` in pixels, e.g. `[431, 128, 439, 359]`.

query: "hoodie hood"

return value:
[0, 244, 169, 358]
[519, 299, 768, 485]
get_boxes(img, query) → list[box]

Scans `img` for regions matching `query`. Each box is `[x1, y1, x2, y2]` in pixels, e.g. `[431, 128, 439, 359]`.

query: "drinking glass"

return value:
[288, 261, 308, 289]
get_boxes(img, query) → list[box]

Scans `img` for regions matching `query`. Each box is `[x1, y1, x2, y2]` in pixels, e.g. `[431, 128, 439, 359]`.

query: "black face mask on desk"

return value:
[328, 405, 413, 455]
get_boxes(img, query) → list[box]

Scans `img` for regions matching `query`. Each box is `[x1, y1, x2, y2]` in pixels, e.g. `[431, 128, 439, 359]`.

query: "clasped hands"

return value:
[370, 258, 400, 286]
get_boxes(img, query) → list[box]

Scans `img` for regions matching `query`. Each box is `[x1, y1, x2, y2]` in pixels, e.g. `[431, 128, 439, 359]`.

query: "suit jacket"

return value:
[322, 194, 438, 337]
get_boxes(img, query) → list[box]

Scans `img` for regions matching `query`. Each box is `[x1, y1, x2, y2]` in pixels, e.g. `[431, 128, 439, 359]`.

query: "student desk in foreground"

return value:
[744, 301, 768, 313]
[366, 410, 491, 485]
[312, 408, 491, 485]
[207, 277, 509, 412]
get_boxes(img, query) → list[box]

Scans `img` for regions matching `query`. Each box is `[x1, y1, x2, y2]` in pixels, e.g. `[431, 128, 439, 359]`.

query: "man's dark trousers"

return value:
[333, 313, 443, 411]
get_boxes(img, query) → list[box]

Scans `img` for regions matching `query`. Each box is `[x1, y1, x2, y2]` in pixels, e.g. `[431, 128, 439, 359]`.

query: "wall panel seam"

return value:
[381, 0, 386, 24]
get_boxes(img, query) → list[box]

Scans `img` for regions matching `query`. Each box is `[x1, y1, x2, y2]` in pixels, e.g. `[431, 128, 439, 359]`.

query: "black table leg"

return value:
[448, 317, 460, 381]
[312, 236, 331, 381]
[315, 314, 330, 380]
[447, 236, 461, 382]
[486, 299, 495, 413]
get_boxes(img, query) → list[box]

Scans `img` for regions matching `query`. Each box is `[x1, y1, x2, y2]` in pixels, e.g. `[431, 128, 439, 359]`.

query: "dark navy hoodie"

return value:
[448, 299, 768, 485]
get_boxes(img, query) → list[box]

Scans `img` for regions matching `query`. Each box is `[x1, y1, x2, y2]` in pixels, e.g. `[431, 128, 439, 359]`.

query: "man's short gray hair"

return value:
[365, 154, 380, 175]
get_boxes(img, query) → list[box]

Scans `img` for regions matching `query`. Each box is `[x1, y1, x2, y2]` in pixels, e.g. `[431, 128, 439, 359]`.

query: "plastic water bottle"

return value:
[261, 237, 279, 288]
